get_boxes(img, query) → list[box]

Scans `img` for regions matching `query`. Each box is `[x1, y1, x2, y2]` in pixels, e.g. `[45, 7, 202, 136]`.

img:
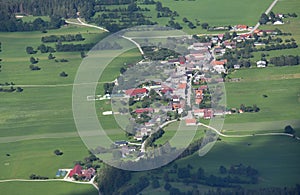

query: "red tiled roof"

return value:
[172, 103, 181, 109]
[211, 60, 227, 66]
[199, 85, 208, 90]
[236, 25, 248, 29]
[135, 108, 154, 114]
[194, 109, 205, 114]
[178, 83, 187, 89]
[125, 88, 148, 96]
[185, 118, 197, 124]
[204, 109, 213, 119]
[161, 86, 173, 94]
[69, 165, 82, 177]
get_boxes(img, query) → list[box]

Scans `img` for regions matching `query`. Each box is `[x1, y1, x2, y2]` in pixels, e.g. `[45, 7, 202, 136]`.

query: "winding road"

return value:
[199, 123, 300, 140]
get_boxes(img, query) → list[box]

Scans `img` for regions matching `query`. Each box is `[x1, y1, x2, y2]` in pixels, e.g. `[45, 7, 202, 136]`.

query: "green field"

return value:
[0, 137, 90, 179]
[0, 181, 97, 195]
[0, 24, 109, 194]
[225, 66, 300, 124]
[154, 0, 273, 34]
[176, 136, 300, 187]
[1, 0, 300, 194]
[132, 135, 300, 194]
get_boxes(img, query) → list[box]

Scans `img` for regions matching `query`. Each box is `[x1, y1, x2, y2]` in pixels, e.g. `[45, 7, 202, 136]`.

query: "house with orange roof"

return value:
[185, 118, 197, 126]
[178, 83, 187, 89]
[211, 59, 227, 66]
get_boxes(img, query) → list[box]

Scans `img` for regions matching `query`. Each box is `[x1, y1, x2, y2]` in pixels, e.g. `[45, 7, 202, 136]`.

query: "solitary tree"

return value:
[284, 125, 295, 134]
[30, 56, 38, 64]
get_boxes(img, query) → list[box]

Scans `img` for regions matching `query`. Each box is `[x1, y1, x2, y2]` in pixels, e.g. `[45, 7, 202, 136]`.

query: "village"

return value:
[88, 21, 292, 159]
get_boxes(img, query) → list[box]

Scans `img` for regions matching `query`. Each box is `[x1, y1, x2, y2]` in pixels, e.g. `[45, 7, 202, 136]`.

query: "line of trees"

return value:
[0, 15, 65, 32]
[240, 104, 260, 113]
[55, 43, 95, 52]
[269, 55, 299, 66]
[41, 34, 85, 43]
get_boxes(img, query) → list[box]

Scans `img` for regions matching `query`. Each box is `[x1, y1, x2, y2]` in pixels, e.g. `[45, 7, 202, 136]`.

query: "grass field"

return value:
[176, 136, 300, 187]
[0, 25, 108, 194]
[0, 137, 90, 179]
[132, 135, 300, 194]
[0, 181, 97, 195]
[225, 66, 300, 124]
[152, 0, 273, 34]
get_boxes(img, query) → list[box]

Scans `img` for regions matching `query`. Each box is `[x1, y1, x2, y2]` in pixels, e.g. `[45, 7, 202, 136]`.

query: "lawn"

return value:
[0, 181, 98, 195]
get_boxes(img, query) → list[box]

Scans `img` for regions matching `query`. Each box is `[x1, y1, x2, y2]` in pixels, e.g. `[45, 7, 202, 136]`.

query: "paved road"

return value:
[250, 0, 279, 33]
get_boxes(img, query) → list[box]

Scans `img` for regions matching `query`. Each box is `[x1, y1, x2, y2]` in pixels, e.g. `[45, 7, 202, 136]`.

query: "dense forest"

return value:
[0, 0, 158, 32]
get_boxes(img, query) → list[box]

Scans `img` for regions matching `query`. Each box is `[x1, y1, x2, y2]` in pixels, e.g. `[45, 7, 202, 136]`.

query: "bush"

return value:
[284, 125, 295, 134]
[54, 149, 63, 156]
[59, 71, 68, 77]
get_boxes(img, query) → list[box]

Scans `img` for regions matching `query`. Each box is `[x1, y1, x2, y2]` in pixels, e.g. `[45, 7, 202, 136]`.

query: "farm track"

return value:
[199, 123, 300, 140]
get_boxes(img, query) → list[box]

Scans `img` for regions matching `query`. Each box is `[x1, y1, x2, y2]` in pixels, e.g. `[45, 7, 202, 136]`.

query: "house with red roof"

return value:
[135, 108, 154, 114]
[195, 89, 203, 104]
[199, 85, 208, 90]
[160, 86, 173, 94]
[185, 118, 197, 126]
[211, 59, 227, 66]
[236, 25, 248, 31]
[68, 164, 82, 178]
[179, 56, 186, 64]
[172, 103, 181, 110]
[204, 109, 213, 119]
[81, 168, 96, 180]
[125, 88, 148, 97]
[178, 83, 187, 89]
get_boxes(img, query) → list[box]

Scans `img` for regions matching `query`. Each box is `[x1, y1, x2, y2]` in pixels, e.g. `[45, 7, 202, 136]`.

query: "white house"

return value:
[213, 65, 226, 74]
[256, 60, 267, 68]
[273, 20, 284, 25]
[233, 64, 241, 69]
